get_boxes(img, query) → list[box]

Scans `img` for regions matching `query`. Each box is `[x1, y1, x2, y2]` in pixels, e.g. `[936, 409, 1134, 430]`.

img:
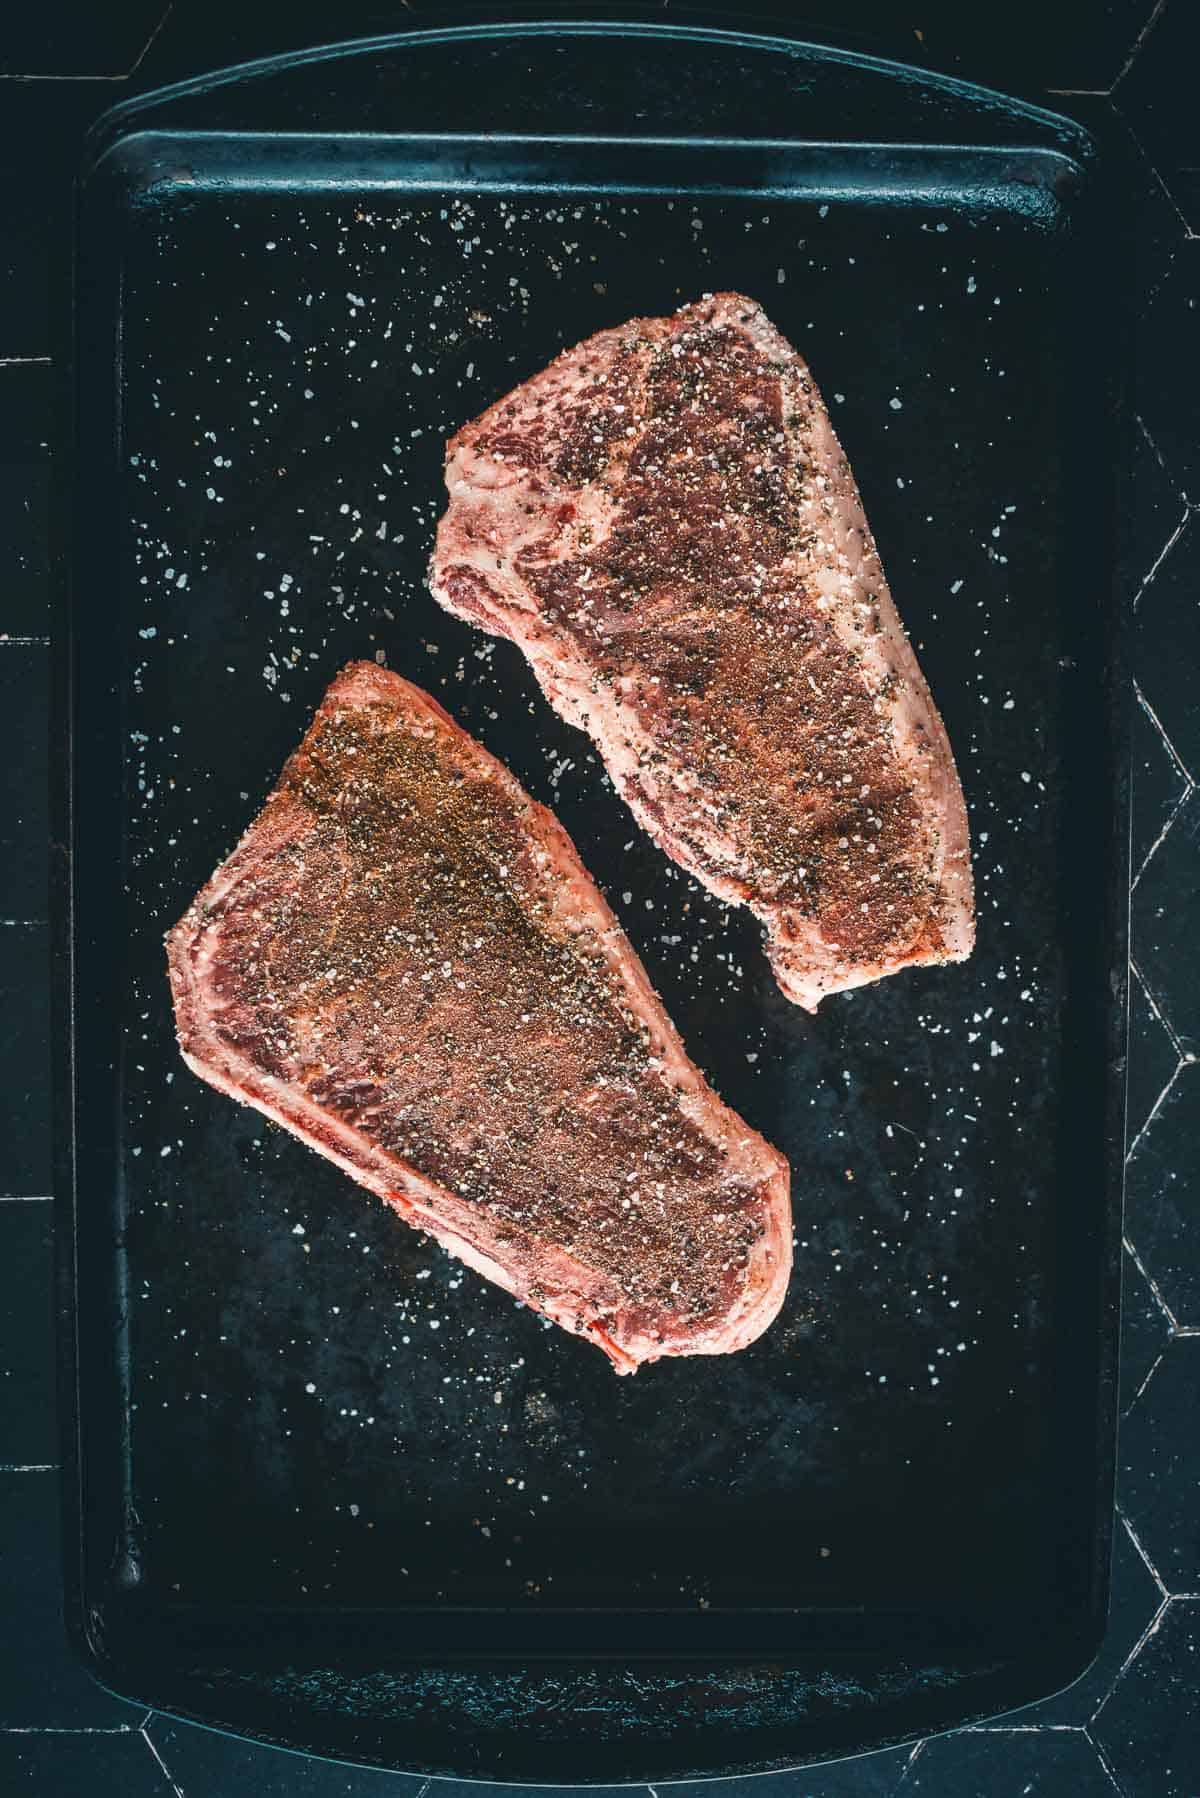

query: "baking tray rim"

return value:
[75, 9, 1098, 180]
[53, 12, 1127, 1780]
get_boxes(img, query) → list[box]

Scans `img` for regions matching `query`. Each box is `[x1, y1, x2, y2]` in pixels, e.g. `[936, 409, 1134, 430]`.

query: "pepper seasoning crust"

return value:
[515, 317, 928, 964]
[432, 294, 974, 1009]
[181, 668, 783, 1343]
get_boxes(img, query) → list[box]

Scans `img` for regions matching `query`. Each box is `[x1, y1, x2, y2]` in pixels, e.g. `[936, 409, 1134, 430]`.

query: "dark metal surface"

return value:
[59, 16, 1125, 1782]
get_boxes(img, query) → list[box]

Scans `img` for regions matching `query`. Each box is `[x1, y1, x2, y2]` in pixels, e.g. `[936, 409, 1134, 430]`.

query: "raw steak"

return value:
[430, 293, 974, 1010]
[166, 662, 791, 1374]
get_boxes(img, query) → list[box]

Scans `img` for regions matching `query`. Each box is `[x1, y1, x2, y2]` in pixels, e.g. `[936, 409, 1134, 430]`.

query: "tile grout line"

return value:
[1128, 1348, 1165, 1414]
[1113, 0, 1168, 88]
[1132, 680, 1197, 792]
[0, 6, 185, 89]
[1084, 1591, 1173, 1733]
[2, 72, 129, 84]
[1122, 1235, 1180, 1333]
[1118, 1506, 1171, 1599]
[1109, 103, 1194, 239]
[898, 1738, 926, 1786]
[1129, 956, 1192, 1065]
[1085, 1721, 1129, 1793]
[1089, 1590, 1172, 1725]
[1123, 1060, 1182, 1163]
[2, 1, 175, 84]
[961, 1723, 1084, 1734]
[141, 1722, 187, 1797]
[1135, 413, 1184, 490]
[1131, 508, 1189, 615]
[128, 3, 176, 79]
[1, 1725, 140, 1734]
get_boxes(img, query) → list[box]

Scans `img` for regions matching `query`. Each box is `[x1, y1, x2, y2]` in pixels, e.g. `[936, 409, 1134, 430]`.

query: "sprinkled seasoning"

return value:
[167, 663, 789, 1368]
[432, 293, 973, 1010]
[121, 178, 1071, 1597]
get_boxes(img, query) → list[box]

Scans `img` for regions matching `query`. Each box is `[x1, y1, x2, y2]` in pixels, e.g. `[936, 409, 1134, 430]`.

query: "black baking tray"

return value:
[55, 12, 1128, 1782]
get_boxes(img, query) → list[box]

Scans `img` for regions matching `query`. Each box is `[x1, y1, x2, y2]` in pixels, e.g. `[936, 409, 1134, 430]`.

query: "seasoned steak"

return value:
[430, 292, 974, 1009]
[166, 662, 791, 1373]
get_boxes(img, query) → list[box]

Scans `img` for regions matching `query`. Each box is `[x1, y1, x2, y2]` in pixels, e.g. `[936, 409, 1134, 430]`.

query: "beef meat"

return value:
[166, 662, 792, 1373]
[430, 292, 974, 1010]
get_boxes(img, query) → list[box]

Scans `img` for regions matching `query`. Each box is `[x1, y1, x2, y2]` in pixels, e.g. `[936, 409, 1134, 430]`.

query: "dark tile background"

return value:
[2, 1, 1197, 1793]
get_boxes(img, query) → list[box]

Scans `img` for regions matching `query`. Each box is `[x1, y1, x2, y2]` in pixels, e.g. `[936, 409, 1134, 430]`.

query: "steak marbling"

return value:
[431, 293, 974, 1009]
[167, 662, 792, 1374]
